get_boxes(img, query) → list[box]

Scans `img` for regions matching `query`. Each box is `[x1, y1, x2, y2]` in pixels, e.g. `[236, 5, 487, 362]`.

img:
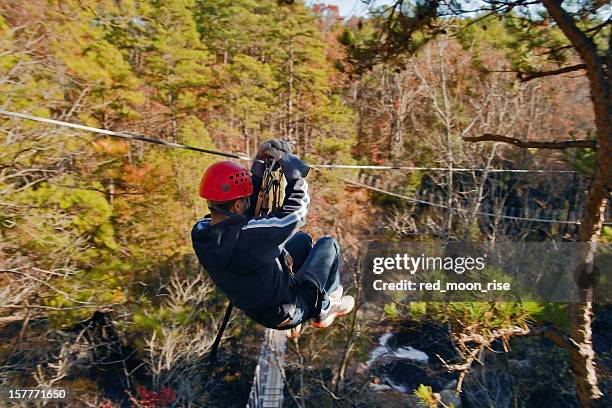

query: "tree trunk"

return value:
[168, 87, 178, 143]
[391, 72, 405, 161]
[286, 45, 294, 140]
[437, 39, 455, 236]
[542, 1, 611, 405]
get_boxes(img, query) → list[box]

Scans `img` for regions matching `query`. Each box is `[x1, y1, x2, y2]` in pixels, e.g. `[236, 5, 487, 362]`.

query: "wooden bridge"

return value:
[246, 329, 287, 408]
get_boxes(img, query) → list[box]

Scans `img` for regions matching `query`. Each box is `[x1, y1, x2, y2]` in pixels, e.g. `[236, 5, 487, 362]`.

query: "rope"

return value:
[0, 109, 577, 173]
[334, 174, 608, 225]
[309, 164, 576, 173]
[0, 109, 251, 161]
[3, 109, 603, 225]
[208, 302, 233, 365]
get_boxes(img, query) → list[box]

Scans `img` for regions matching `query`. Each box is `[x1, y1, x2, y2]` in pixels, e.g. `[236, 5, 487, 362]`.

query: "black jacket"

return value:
[191, 154, 310, 325]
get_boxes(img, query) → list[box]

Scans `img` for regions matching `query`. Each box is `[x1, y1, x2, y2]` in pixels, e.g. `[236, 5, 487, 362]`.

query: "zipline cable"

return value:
[309, 164, 576, 173]
[0, 109, 251, 161]
[0, 110, 578, 173]
[329, 173, 612, 225]
[4, 109, 604, 225]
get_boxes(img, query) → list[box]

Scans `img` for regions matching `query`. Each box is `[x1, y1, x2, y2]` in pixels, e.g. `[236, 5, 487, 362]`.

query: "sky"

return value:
[310, 1, 612, 19]
[306, 0, 395, 17]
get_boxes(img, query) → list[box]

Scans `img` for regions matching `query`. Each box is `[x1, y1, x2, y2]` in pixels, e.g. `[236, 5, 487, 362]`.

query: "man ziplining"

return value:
[191, 140, 354, 333]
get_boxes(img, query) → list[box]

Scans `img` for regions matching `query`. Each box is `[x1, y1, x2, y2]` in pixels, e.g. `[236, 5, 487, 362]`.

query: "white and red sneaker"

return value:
[312, 285, 355, 328]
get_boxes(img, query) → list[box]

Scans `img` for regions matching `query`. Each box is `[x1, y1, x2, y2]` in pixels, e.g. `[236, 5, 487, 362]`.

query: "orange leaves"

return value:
[118, 161, 174, 196]
[121, 164, 150, 186]
[91, 138, 129, 156]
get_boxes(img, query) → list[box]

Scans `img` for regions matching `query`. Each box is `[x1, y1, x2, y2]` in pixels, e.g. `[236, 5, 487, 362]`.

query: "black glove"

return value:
[252, 139, 293, 176]
[279, 154, 309, 180]
[256, 139, 293, 161]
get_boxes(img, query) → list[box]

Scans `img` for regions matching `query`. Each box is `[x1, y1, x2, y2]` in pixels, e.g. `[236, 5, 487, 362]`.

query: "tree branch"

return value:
[463, 134, 597, 149]
[520, 64, 587, 82]
[533, 324, 572, 350]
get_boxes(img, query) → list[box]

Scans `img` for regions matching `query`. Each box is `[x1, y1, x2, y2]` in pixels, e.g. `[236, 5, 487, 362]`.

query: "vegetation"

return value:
[346, 1, 610, 405]
[0, 1, 609, 407]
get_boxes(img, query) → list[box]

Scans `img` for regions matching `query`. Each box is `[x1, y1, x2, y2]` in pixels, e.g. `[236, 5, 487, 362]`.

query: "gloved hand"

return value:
[252, 139, 295, 177]
[279, 153, 309, 180]
[256, 139, 293, 161]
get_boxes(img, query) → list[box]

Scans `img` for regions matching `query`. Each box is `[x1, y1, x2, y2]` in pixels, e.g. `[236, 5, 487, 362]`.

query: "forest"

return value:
[0, 0, 610, 407]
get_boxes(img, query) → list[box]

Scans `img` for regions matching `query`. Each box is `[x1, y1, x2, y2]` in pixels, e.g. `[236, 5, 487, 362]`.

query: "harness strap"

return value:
[209, 302, 233, 365]
[207, 203, 243, 366]
[209, 160, 280, 365]
[209, 203, 247, 220]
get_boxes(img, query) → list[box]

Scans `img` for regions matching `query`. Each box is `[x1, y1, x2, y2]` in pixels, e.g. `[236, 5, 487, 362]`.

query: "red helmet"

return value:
[199, 161, 253, 201]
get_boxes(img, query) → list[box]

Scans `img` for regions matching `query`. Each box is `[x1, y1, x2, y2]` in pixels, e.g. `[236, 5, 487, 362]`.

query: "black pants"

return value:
[277, 232, 341, 328]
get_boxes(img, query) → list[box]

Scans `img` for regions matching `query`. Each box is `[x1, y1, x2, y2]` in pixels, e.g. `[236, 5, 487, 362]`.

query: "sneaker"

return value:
[328, 284, 344, 303]
[312, 292, 355, 328]
[314, 285, 343, 322]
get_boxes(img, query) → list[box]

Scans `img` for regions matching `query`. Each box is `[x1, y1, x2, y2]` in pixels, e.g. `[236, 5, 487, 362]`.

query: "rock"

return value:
[439, 389, 462, 408]
[392, 346, 429, 362]
[369, 383, 394, 392]
[361, 389, 419, 408]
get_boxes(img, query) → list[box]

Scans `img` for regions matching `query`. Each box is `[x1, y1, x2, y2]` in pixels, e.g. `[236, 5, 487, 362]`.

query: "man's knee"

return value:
[293, 231, 313, 248]
[315, 236, 340, 254]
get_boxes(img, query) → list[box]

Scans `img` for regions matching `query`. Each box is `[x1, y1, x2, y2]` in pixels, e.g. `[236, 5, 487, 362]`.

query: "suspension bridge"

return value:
[246, 329, 286, 408]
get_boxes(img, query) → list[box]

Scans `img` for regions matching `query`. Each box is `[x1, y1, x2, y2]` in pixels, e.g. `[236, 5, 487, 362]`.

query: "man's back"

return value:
[191, 157, 310, 311]
[191, 214, 293, 310]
